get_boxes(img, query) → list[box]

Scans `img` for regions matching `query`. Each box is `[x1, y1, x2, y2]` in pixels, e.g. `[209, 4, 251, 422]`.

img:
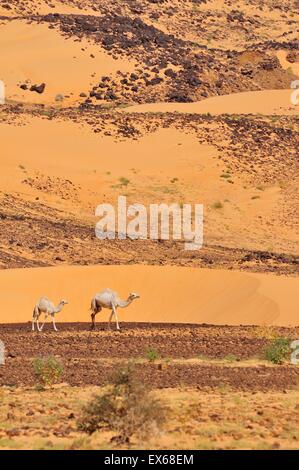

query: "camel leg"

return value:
[32, 307, 39, 331]
[91, 301, 101, 330]
[40, 314, 48, 332]
[52, 316, 58, 332]
[91, 312, 97, 330]
[112, 305, 120, 331]
[108, 310, 114, 330]
[37, 318, 42, 332]
[91, 309, 101, 330]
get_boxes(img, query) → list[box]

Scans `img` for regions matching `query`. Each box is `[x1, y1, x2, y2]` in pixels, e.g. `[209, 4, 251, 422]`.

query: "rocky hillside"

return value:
[0, 0, 298, 105]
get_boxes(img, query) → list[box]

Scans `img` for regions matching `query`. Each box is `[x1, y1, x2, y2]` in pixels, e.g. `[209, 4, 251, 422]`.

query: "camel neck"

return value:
[118, 299, 132, 308]
[55, 303, 64, 313]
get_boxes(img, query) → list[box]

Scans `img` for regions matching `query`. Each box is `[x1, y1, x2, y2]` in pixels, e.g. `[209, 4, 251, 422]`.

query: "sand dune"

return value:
[0, 108, 298, 264]
[125, 90, 298, 116]
[0, 265, 297, 326]
[0, 20, 136, 105]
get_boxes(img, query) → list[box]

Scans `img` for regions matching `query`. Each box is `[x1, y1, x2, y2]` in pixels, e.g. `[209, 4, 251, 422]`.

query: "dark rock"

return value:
[149, 77, 163, 86]
[187, 76, 201, 87]
[168, 92, 191, 102]
[164, 68, 177, 79]
[105, 92, 117, 100]
[30, 83, 46, 94]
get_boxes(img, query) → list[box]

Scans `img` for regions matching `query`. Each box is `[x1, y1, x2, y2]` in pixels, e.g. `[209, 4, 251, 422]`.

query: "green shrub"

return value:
[32, 356, 63, 388]
[78, 363, 165, 443]
[119, 177, 130, 186]
[220, 173, 231, 179]
[264, 337, 290, 364]
[224, 354, 238, 363]
[146, 347, 159, 362]
[212, 201, 223, 209]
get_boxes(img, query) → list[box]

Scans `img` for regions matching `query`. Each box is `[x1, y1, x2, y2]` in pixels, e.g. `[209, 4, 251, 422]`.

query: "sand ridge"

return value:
[124, 90, 298, 116]
[0, 264, 298, 326]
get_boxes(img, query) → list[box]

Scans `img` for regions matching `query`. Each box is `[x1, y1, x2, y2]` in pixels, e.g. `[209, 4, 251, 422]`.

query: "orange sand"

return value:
[1, 113, 297, 256]
[0, 265, 297, 326]
[125, 90, 298, 116]
[0, 20, 136, 106]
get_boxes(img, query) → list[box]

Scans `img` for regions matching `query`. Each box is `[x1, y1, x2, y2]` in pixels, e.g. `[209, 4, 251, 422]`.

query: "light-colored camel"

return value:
[32, 297, 68, 332]
[90, 289, 140, 330]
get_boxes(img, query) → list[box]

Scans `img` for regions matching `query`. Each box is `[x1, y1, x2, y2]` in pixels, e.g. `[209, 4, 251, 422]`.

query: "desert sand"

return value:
[0, 20, 136, 106]
[124, 89, 298, 116]
[1, 109, 298, 262]
[0, 264, 297, 326]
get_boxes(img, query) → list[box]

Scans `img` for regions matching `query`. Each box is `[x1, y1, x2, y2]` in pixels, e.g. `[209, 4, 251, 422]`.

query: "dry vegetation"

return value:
[0, 379, 298, 449]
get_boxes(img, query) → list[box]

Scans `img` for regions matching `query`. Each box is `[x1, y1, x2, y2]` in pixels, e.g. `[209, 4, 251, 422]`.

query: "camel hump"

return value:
[100, 288, 114, 294]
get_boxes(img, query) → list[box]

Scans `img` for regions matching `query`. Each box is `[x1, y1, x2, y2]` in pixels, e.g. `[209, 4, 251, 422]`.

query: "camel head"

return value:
[53, 299, 68, 315]
[128, 293, 140, 301]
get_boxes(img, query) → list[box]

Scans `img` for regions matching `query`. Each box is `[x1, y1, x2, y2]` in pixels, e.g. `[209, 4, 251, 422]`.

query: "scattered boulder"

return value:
[286, 51, 299, 63]
[55, 94, 64, 102]
[149, 77, 163, 86]
[105, 91, 117, 100]
[30, 83, 46, 94]
[164, 68, 177, 79]
[168, 92, 191, 102]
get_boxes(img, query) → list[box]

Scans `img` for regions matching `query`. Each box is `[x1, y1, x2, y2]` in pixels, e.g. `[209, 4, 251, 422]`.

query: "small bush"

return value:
[212, 201, 223, 209]
[146, 347, 159, 363]
[264, 337, 290, 365]
[77, 363, 165, 443]
[119, 177, 130, 186]
[252, 325, 278, 340]
[32, 356, 63, 388]
[220, 173, 231, 179]
[224, 354, 238, 363]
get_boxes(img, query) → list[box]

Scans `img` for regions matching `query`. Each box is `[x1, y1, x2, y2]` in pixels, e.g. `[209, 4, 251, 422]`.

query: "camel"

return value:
[90, 289, 140, 331]
[32, 297, 68, 332]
